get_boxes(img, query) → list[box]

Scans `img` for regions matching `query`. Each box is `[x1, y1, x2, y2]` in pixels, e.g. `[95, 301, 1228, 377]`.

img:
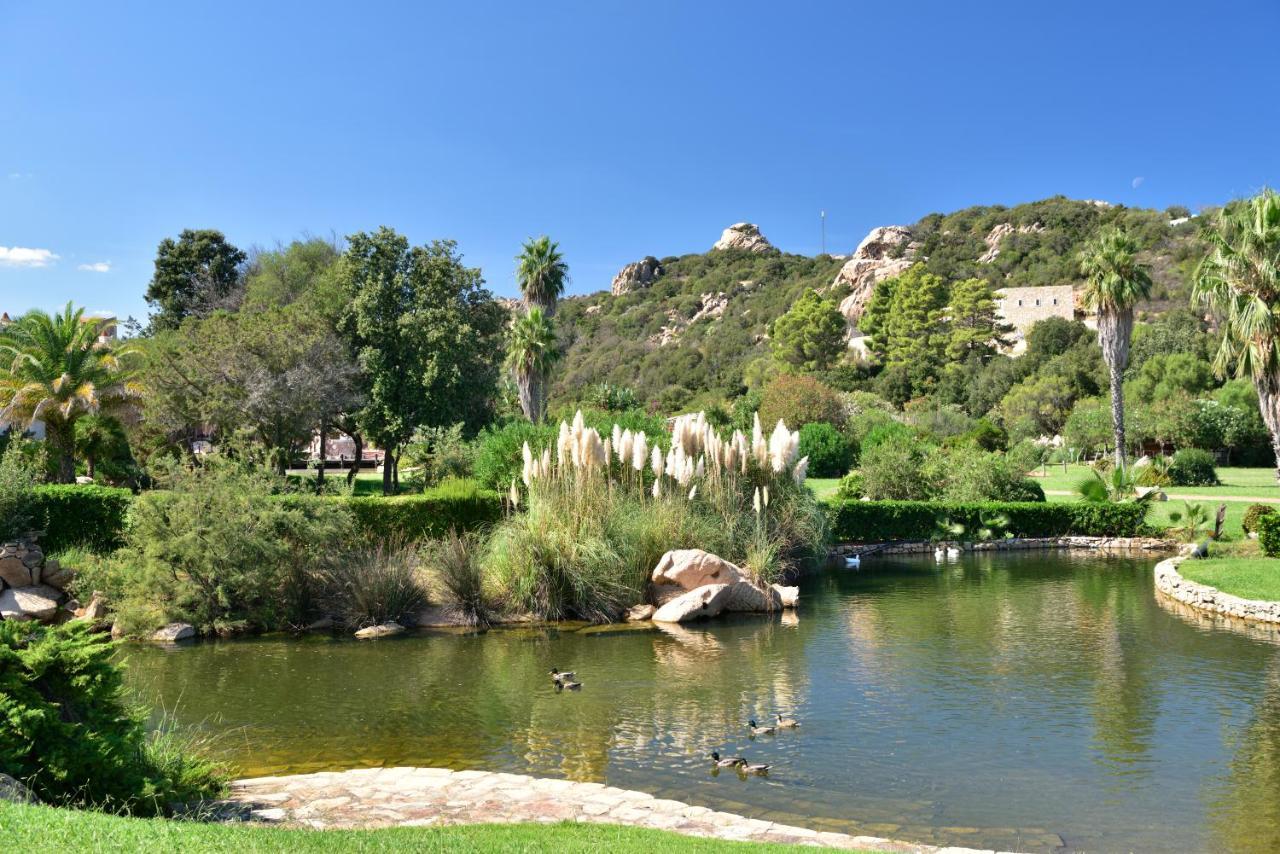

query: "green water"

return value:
[122, 552, 1280, 852]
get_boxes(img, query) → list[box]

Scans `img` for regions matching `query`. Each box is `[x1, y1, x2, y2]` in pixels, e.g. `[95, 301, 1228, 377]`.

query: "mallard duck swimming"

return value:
[549, 668, 577, 684]
[775, 713, 800, 728]
[748, 719, 776, 736]
[736, 758, 770, 774]
[555, 678, 582, 691]
[710, 751, 740, 768]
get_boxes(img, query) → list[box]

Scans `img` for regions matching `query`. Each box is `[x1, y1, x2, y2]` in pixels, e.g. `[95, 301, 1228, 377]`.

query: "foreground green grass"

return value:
[807, 478, 841, 500]
[0, 802, 851, 853]
[1031, 464, 1280, 499]
[1179, 557, 1280, 602]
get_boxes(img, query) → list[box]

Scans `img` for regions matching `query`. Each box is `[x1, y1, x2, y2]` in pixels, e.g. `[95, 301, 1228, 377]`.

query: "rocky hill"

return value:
[551, 197, 1206, 411]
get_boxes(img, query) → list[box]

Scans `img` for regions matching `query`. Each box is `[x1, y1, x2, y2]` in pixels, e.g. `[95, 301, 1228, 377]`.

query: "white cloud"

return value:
[77, 261, 111, 273]
[1131, 176, 1145, 189]
[0, 246, 59, 267]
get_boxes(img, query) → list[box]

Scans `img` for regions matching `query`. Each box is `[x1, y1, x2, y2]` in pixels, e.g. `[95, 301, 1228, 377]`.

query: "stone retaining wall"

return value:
[831, 536, 1176, 559]
[1154, 556, 1280, 625]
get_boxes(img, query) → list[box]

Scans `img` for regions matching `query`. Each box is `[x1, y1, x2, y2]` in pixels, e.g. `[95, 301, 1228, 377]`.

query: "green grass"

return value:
[1179, 556, 1280, 602]
[0, 802, 852, 853]
[1030, 464, 1280, 500]
[1043, 491, 1249, 541]
[807, 478, 840, 500]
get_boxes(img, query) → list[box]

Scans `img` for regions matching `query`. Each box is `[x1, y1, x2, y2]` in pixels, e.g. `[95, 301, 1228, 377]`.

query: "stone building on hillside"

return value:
[995, 285, 1076, 355]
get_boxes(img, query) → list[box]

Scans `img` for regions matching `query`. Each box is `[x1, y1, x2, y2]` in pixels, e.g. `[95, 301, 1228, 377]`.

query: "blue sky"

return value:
[2, 1, 1276, 323]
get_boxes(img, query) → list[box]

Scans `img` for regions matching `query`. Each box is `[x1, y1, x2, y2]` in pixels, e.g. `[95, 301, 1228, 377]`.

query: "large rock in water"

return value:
[712, 223, 774, 254]
[652, 584, 733, 623]
[833, 225, 922, 328]
[354, 621, 405, 639]
[151, 622, 196, 643]
[611, 256, 663, 296]
[652, 549, 745, 590]
[0, 585, 62, 622]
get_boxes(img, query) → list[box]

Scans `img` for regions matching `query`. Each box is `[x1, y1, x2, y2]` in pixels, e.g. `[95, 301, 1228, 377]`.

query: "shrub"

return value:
[1242, 504, 1276, 536]
[472, 420, 557, 491]
[924, 446, 1047, 503]
[859, 432, 931, 500]
[1259, 514, 1280, 557]
[585, 382, 639, 411]
[345, 478, 503, 542]
[834, 471, 864, 501]
[115, 457, 354, 635]
[0, 439, 39, 542]
[31, 484, 133, 553]
[400, 423, 474, 489]
[0, 621, 225, 813]
[313, 543, 427, 629]
[1167, 448, 1219, 486]
[758, 374, 845, 430]
[797, 422, 854, 477]
[824, 499, 1148, 542]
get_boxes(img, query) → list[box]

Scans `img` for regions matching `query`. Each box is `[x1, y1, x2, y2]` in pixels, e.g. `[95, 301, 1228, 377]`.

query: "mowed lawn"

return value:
[1179, 556, 1280, 602]
[0, 803, 863, 854]
[1030, 464, 1280, 501]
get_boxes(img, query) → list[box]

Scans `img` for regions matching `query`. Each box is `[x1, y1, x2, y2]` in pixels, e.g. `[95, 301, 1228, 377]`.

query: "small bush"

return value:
[1242, 504, 1276, 536]
[0, 621, 225, 813]
[32, 484, 133, 553]
[825, 499, 1148, 542]
[758, 374, 845, 430]
[859, 432, 931, 500]
[1168, 449, 1219, 486]
[0, 439, 40, 542]
[834, 471, 864, 501]
[1259, 514, 1280, 557]
[797, 422, 854, 477]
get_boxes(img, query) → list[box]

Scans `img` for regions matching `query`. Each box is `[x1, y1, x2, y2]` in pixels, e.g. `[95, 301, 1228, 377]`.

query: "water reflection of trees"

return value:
[1210, 658, 1280, 853]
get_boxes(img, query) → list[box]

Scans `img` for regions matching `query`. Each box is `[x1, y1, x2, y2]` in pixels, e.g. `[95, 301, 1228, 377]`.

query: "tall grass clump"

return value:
[423, 529, 492, 626]
[313, 542, 427, 629]
[488, 409, 825, 621]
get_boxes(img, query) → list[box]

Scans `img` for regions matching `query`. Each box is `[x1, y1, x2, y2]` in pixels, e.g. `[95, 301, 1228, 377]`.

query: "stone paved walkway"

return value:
[224, 767, 1007, 852]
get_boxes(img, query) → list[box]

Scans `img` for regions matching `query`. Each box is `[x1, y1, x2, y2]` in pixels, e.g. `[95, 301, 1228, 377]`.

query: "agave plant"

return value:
[1167, 501, 1213, 543]
[937, 511, 1012, 543]
[1075, 466, 1154, 505]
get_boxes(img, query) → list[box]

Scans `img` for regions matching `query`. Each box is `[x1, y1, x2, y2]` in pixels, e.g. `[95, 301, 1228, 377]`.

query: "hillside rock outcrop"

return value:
[833, 226, 922, 327]
[712, 223, 774, 254]
[611, 256, 664, 296]
[978, 222, 1044, 263]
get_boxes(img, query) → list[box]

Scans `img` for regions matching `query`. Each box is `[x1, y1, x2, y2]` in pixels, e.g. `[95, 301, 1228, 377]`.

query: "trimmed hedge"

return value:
[342, 480, 503, 542]
[824, 499, 1148, 543]
[31, 485, 133, 553]
[1258, 514, 1280, 558]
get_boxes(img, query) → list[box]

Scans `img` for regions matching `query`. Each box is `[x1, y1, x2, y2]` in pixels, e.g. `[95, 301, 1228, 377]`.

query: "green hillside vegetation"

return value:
[551, 197, 1207, 410]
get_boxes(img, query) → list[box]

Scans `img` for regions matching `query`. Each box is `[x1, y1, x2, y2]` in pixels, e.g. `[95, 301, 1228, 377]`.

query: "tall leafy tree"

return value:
[0, 304, 140, 482]
[1078, 227, 1152, 469]
[506, 307, 559, 423]
[339, 228, 505, 493]
[771, 289, 847, 372]
[1194, 189, 1280, 480]
[516, 236, 569, 316]
[946, 277, 1012, 362]
[145, 229, 248, 331]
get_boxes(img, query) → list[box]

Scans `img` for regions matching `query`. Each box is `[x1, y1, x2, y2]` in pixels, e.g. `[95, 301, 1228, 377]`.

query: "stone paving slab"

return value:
[220, 766, 1014, 852]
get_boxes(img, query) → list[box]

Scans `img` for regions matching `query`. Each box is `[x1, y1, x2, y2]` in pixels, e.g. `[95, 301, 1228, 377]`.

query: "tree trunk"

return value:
[382, 444, 395, 495]
[347, 432, 363, 486]
[316, 420, 327, 490]
[516, 370, 545, 423]
[48, 421, 76, 483]
[1097, 310, 1134, 473]
[86, 454, 96, 480]
[1255, 371, 1280, 484]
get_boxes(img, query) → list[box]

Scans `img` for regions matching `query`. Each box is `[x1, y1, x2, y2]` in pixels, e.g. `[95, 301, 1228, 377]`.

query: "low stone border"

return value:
[221, 767, 1000, 853]
[1154, 555, 1280, 625]
[832, 536, 1176, 559]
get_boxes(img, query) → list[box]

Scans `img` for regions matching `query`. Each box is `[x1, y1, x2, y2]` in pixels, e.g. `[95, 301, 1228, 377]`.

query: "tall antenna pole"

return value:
[820, 210, 826, 256]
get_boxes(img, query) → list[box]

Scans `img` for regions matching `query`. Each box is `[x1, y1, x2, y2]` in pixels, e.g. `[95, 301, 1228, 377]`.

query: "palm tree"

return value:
[74, 414, 129, 480]
[0, 304, 139, 482]
[516, 236, 569, 316]
[506, 307, 558, 423]
[1079, 228, 1152, 470]
[1194, 189, 1280, 481]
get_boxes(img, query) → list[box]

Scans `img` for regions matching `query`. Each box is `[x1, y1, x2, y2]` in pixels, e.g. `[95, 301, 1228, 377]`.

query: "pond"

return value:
[122, 552, 1280, 853]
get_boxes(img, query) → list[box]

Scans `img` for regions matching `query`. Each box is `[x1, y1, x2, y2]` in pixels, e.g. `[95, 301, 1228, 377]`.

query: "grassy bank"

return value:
[0, 802, 852, 853]
[1030, 464, 1280, 499]
[1179, 556, 1280, 602]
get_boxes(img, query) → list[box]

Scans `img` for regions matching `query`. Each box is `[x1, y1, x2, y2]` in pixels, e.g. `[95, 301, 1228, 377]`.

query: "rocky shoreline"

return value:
[221, 766, 1011, 853]
[830, 536, 1177, 559]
